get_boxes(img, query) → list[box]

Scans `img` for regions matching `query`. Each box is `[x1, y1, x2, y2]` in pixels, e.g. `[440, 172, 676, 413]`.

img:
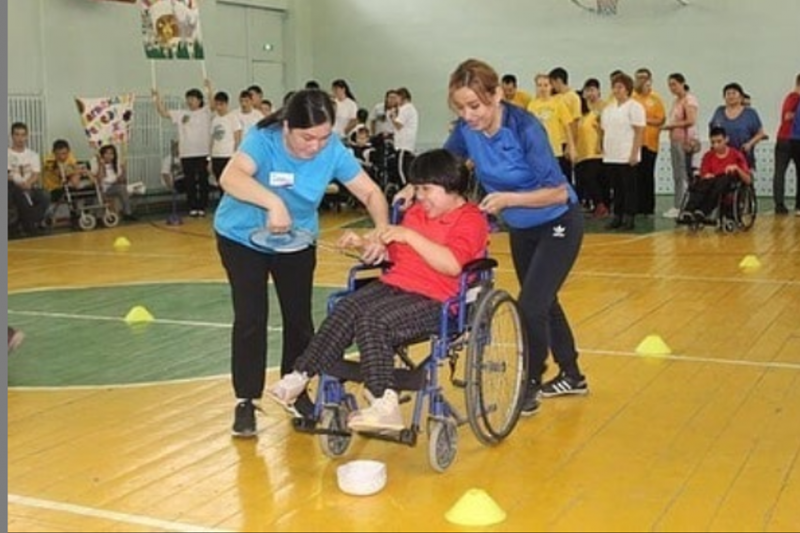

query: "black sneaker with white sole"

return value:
[540, 373, 589, 398]
[232, 400, 257, 438]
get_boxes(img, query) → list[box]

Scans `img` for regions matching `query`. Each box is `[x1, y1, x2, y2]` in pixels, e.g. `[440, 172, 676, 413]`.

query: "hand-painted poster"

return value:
[139, 0, 204, 59]
[75, 95, 136, 149]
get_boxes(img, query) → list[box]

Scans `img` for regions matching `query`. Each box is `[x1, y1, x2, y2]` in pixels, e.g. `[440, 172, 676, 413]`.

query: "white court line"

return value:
[7, 247, 188, 259]
[6, 309, 281, 331]
[571, 270, 800, 287]
[582, 347, 800, 371]
[8, 494, 230, 533]
[8, 278, 345, 295]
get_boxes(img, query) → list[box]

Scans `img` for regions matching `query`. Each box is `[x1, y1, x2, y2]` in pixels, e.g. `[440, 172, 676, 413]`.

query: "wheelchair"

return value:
[677, 174, 757, 233]
[292, 258, 529, 472]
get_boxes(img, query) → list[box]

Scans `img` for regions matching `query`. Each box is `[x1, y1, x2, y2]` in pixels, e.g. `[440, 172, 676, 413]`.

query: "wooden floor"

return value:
[7, 208, 800, 532]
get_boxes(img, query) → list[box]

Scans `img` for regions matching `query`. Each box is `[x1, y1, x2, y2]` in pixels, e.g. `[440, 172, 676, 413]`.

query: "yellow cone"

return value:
[635, 334, 672, 356]
[124, 305, 155, 324]
[738, 254, 761, 270]
[445, 488, 506, 527]
[114, 236, 131, 251]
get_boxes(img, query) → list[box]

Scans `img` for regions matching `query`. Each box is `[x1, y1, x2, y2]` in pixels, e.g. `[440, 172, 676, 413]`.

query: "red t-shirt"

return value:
[699, 147, 750, 179]
[380, 202, 489, 303]
[777, 92, 800, 140]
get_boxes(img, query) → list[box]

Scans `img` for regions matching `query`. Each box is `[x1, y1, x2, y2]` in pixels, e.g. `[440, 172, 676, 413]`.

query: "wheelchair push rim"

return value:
[464, 288, 528, 446]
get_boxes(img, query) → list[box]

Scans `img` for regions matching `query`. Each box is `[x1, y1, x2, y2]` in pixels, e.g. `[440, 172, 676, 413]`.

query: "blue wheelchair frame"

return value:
[292, 255, 528, 472]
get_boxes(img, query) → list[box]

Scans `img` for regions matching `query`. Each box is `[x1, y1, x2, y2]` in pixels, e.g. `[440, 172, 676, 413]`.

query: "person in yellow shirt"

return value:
[42, 139, 93, 227]
[502, 74, 532, 110]
[527, 74, 576, 177]
[575, 79, 609, 217]
[632, 68, 666, 215]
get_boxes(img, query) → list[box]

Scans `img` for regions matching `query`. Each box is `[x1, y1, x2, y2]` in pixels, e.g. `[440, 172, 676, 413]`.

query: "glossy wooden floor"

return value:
[8, 208, 800, 532]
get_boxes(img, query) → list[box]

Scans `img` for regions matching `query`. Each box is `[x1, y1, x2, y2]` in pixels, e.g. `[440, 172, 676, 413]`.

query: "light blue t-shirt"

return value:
[213, 125, 361, 250]
[444, 102, 577, 230]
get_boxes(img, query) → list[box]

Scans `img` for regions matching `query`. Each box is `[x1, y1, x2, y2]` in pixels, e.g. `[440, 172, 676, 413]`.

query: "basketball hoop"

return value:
[597, 0, 618, 15]
[569, 0, 619, 16]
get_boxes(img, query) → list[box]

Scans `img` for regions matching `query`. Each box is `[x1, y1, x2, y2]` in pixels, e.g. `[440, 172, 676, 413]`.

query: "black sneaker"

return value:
[520, 381, 541, 417]
[232, 400, 257, 438]
[775, 204, 789, 215]
[540, 373, 589, 398]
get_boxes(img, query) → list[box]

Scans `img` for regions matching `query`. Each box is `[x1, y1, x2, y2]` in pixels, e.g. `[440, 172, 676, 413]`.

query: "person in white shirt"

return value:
[331, 79, 358, 138]
[237, 90, 265, 137]
[211, 91, 243, 185]
[153, 80, 213, 217]
[7, 122, 49, 235]
[600, 72, 646, 231]
[388, 87, 418, 154]
[370, 90, 399, 138]
[90, 144, 136, 221]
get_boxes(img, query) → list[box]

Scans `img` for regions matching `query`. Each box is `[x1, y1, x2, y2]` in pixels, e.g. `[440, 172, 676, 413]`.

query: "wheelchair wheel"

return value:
[734, 184, 757, 231]
[102, 210, 120, 228]
[465, 289, 528, 446]
[78, 213, 97, 231]
[427, 419, 457, 473]
[318, 406, 352, 458]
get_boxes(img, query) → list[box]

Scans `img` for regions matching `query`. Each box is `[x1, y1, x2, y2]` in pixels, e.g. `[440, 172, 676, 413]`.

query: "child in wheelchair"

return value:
[679, 126, 751, 226]
[267, 148, 489, 433]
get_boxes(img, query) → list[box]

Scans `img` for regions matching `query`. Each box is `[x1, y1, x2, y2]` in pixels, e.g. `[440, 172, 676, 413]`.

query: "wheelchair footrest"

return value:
[327, 360, 427, 391]
[354, 427, 418, 447]
[292, 419, 351, 438]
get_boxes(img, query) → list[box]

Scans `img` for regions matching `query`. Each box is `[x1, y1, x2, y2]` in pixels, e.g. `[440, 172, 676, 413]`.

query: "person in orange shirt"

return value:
[633, 68, 666, 215]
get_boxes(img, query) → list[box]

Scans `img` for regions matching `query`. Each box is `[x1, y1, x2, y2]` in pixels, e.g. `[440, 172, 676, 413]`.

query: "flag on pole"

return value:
[139, 0, 204, 60]
[75, 95, 136, 149]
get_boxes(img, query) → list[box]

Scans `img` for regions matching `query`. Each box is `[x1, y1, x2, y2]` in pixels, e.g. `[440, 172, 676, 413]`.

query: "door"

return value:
[251, 60, 285, 107]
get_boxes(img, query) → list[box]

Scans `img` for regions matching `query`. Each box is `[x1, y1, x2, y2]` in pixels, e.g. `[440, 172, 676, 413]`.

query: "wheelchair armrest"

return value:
[461, 258, 497, 274]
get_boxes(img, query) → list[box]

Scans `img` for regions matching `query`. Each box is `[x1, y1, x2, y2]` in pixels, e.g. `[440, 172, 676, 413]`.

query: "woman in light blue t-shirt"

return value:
[214, 89, 389, 438]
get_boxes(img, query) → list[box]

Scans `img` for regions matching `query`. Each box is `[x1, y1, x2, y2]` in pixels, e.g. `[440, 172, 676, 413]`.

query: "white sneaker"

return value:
[265, 371, 309, 409]
[662, 207, 680, 219]
[348, 389, 404, 433]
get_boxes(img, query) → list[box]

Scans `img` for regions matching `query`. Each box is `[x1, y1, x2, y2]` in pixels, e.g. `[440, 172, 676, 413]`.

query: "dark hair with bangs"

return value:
[407, 149, 470, 197]
[257, 89, 335, 131]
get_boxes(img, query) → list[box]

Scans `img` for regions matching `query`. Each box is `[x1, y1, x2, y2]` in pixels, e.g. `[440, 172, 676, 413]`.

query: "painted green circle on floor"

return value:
[8, 282, 340, 388]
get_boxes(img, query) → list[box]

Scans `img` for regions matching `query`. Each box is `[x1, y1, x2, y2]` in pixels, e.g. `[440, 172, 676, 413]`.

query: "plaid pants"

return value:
[295, 281, 442, 397]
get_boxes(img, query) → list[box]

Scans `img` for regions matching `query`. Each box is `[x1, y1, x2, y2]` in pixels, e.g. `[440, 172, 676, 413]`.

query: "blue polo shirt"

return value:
[214, 125, 361, 250]
[444, 102, 576, 229]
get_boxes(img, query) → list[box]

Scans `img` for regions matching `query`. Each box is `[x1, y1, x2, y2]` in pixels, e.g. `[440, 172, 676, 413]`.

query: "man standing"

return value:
[773, 74, 800, 215]
[633, 68, 666, 215]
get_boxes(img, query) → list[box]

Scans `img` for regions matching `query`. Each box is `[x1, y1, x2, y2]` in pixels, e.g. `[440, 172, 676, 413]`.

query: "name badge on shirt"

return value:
[269, 171, 295, 188]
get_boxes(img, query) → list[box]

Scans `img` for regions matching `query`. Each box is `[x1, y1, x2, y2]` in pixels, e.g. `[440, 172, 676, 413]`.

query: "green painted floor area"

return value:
[8, 283, 341, 388]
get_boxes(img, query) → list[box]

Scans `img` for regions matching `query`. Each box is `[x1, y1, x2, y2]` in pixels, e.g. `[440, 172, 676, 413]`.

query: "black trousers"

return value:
[606, 163, 639, 217]
[575, 159, 609, 207]
[217, 234, 316, 400]
[509, 203, 584, 381]
[9, 182, 49, 233]
[685, 174, 733, 216]
[637, 148, 658, 215]
[294, 281, 442, 398]
[181, 156, 210, 210]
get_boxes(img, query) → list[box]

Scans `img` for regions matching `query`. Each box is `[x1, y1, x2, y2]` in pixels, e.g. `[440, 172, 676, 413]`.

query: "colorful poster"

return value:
[75, 95, 136, 149]
[139, 0, 204, 60]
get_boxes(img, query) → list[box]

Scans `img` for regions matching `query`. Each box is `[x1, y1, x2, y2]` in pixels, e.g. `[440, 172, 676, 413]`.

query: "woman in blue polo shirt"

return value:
[214, 89, 389, 438]
[437, 59, 587, 416]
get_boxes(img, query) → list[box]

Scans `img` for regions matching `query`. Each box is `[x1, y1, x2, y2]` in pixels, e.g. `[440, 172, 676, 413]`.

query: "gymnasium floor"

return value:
[7, 202, 800, 532]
